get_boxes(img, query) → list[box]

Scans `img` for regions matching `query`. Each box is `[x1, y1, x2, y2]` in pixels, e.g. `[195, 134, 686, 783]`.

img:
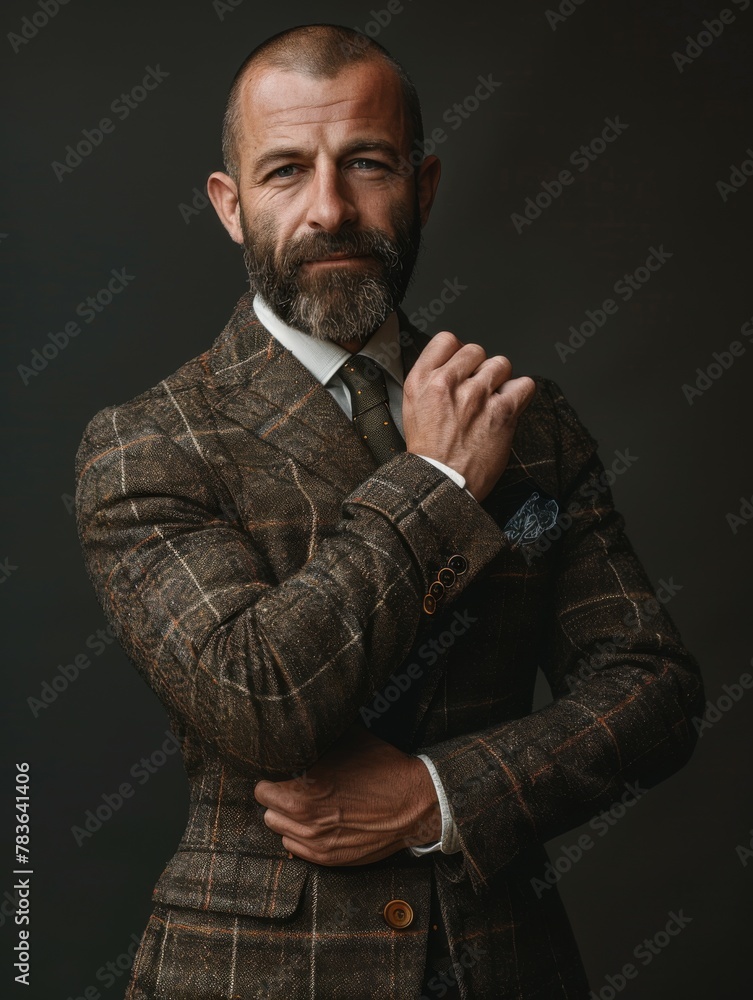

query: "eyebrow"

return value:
[252, 138, 404, 177]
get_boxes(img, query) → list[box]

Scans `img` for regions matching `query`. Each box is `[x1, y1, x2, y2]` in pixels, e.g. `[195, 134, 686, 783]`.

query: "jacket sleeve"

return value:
[414, 378, 705, 893]
[74, 398, 508, 780]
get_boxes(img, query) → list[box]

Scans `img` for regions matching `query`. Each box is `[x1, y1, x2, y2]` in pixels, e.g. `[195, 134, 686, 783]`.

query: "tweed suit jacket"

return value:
[74, 290, 704, 999]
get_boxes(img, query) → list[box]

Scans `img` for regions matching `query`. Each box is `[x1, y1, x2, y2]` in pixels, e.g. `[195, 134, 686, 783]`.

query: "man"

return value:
[74, 23, 704, 1000]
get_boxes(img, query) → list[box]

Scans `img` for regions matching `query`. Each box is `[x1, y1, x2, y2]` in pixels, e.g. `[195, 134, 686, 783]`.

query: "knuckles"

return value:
[432, 329, 463, 348]
[461, 341, 487, 360]
[427, 367, 455, 392]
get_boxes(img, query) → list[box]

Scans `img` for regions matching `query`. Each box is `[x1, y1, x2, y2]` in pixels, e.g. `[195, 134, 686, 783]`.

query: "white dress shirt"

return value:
[253, 293, 462, 856]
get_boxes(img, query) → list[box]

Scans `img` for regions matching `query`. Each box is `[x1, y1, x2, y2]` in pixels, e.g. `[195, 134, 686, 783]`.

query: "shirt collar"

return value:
[253, 292, 404, 388]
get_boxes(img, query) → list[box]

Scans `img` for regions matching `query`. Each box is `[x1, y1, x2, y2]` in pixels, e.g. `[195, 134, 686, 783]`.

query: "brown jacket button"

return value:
[383, 899, 414, 929]
[448, 554, 468, 574]
[423, 594, 436, 615]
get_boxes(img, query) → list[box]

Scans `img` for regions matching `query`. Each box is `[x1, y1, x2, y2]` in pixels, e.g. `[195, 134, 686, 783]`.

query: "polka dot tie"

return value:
[337, 354, 406, 465]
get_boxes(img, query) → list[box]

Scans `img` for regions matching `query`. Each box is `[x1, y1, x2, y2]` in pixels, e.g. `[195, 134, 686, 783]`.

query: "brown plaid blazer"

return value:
[74, 291, 704, 999]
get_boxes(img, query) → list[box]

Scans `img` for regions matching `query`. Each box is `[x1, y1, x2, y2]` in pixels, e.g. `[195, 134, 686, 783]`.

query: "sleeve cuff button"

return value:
[448, 554, 468, 574]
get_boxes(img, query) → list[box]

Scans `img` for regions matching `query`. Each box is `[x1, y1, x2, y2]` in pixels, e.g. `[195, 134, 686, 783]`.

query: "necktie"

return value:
[337, 354, 406, 464]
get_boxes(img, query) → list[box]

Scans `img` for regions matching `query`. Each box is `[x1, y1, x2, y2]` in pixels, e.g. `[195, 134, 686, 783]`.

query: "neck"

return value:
[334, 326, 382, 353]
[340, 337, 370, 354]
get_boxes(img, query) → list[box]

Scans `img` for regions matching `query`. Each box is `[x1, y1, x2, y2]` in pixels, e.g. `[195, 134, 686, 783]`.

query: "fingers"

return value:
[407, 331, 462, 379]
[280, 837, 382, 867]
[493, 374, 538, 413]
[440, 342, 490, 382]
[412, 333, 529, 392]
[408, 330, 485, 384]
[254, 778, 297, 811]
[470, 354, 512, 392]
[407, 330, 536, 418]
[464, 356, 536, 415]
[253, 779, 272, 806]
[262, 808, 311, 841]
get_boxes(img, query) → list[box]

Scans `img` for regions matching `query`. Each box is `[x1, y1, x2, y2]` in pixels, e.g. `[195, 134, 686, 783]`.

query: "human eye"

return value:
[350, 158, 388, 171]
[272, 164, 298, 178]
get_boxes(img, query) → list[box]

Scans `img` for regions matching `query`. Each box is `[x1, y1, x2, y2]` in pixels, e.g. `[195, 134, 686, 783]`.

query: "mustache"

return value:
[275, 228, 403, 276]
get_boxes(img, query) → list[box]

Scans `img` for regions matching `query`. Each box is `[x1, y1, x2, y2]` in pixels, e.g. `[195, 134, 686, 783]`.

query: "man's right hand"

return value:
[402, 331, 536, 503]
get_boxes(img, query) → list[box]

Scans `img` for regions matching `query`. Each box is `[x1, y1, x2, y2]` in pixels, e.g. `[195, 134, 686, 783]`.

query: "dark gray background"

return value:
[1, 0, 751, 996]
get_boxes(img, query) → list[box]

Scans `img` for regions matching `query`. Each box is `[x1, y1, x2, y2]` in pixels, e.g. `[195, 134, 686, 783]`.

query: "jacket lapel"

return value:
[205, 293, 379, 493]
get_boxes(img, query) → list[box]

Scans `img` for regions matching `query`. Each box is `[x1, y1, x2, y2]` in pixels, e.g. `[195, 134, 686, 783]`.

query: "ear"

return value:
[415, 155, 441, 227]
[207, 171, 243, 244]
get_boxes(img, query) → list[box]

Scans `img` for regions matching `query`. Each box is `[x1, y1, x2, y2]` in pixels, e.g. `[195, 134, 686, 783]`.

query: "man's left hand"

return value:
[253, 724, 442, 865]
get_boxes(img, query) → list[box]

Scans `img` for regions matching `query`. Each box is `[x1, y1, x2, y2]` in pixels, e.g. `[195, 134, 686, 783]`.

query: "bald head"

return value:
[221, 23, 423, 182]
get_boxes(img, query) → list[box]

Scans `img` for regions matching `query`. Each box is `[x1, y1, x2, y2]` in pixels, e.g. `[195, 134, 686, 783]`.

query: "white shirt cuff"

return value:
[408, 753, 462, 856]
[415, 455, 475, 500]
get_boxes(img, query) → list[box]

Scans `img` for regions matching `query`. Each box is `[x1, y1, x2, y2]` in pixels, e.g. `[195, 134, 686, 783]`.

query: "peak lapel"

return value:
[205, 294, 377, 493]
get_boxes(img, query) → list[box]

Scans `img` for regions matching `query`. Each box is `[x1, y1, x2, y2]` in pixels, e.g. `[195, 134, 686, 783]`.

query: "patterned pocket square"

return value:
[502, 489, 560, 545]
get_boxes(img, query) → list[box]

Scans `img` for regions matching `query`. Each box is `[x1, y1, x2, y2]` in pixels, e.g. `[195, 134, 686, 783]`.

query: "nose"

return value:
[305, 162, 357, 233]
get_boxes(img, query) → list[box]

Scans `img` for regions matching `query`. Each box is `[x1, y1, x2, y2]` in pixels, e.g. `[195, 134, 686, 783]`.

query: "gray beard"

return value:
[268, 263, 396, 345]
[240, 201, 422, 345]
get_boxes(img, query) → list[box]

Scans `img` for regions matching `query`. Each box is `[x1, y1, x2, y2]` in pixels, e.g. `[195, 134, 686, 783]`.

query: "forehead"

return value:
[236, 59, 410, 158]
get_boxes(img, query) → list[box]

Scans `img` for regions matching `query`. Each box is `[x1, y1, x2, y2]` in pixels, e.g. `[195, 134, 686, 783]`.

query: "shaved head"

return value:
[221, 23, 424, 182]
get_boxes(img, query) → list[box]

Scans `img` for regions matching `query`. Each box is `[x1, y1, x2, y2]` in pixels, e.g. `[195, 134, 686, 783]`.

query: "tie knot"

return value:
[337, 355, 389, 417]
[338, 353, 385, 384]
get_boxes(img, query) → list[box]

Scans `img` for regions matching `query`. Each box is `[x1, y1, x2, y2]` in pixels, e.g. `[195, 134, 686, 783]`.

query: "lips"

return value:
[304, 253, 367, 263]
